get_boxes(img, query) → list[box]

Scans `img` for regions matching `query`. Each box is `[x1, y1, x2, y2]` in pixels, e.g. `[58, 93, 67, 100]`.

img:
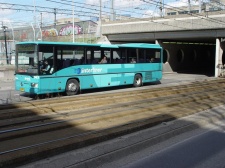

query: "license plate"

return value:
[20, 88, 25, 92]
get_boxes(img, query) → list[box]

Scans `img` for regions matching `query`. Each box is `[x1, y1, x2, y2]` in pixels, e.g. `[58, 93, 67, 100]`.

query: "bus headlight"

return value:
[31, 83, 38, 88]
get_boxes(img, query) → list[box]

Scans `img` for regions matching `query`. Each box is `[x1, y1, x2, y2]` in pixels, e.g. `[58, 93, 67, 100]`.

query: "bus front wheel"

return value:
[133, 74, 142, 87]
[66, 79, 80, 96]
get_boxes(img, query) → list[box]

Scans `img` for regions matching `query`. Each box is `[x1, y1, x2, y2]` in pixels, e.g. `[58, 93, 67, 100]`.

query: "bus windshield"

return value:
[16, 44, 38, 75]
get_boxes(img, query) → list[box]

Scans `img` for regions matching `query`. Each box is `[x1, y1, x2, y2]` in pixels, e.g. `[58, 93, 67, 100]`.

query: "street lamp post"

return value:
[2, 26, 8, 64]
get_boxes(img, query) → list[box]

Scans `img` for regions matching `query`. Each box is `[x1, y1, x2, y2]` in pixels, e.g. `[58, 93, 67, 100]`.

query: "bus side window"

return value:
[93, 50, 101, 64]
[79, 56, 85, 65]
[139, 49, 146, 63]
[62, 59, 71, 68]
[114, 58, 122, 63]
[87, 52, 92, 64]
[113, 50, 123, 64]
[92, 59, 99, 64]
[72, 59, 79, 65]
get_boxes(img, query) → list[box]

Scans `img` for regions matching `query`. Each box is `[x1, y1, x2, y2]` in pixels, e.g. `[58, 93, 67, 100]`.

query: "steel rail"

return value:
[0, 78, 221, 111]
[1, 85, 225, 137]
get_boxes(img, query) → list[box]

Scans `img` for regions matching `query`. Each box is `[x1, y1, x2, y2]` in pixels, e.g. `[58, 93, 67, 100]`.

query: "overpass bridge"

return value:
[101, 11, 225, 77]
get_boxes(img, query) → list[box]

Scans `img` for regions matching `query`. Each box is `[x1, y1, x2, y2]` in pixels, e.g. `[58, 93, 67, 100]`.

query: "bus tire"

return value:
[133, 74, 142, 87]
[66, 79, 80, 96]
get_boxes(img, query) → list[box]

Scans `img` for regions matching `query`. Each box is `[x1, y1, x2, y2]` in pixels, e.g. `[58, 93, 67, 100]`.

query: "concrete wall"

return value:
[0, 66, 15, 81]
[216, 39, 225, 77]
[102, 12, 225, 35]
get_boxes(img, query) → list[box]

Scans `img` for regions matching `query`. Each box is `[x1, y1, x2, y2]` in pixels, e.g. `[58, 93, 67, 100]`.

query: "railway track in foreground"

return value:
[1, 78, 225, 167]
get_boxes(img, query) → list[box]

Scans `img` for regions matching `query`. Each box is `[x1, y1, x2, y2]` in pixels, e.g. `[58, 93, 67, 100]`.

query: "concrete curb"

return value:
[22, 105, 225, 168]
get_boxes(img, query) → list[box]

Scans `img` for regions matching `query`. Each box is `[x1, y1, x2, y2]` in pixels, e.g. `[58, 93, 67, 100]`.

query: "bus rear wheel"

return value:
[133, 74, 142, 87]
[66, 79, 80, 96]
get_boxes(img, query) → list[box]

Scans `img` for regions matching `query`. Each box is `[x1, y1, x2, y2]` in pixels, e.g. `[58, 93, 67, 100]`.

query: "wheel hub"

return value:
[68, 83, 77, 91]
[136, 78, 141, 85]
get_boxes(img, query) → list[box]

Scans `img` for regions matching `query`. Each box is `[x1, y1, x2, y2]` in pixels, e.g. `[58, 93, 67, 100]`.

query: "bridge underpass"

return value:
[160, 40, 215, 76]
[101, 12, 225, 77]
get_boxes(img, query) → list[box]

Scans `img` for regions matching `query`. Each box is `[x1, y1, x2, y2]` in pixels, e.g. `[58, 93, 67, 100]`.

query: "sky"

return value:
[0, 0, 201, 28]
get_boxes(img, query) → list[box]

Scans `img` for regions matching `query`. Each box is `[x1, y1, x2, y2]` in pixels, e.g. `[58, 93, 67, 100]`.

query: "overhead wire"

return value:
[1, 0, 225, 32]
[98, 0, 225, 28]
[51, 0, 214, 29]
[0, 2, 100, 19]
[135, 0, 224, 28]
[0, 0, 209, 31]
[59, 0, 147, 18]
[141, 0, 225, 26]
[49, 0, 190, 30]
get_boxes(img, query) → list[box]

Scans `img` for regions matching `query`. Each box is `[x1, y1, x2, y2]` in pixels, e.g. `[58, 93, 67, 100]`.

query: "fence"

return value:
[0, 53, 15, 65]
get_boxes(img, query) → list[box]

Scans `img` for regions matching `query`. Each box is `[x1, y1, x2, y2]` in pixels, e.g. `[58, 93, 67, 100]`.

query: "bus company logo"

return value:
[74, 68, 82, 74]
[74, 67, 102, 74]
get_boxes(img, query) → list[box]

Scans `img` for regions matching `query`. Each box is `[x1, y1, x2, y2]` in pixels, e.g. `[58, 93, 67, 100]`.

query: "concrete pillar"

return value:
[156, 40, 174, 73]
[215, 38, 222, 77]
[155, 40, 162, 45]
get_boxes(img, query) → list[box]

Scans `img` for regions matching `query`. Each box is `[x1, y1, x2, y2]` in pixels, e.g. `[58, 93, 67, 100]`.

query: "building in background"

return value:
[56, 18, 80, 24]
[0, 20, 98, 43]
[165, 0, 225, 16]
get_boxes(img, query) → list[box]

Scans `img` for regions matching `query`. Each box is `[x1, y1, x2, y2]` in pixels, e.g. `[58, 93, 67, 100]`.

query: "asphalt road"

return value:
[122, 120, 225, 168]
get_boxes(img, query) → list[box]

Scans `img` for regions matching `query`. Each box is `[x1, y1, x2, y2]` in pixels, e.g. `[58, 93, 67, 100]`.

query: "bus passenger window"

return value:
[150, 58, 155, 63]
[87, 52, 92, 64]
[130, 58, 136, 63]
[114, 58, 119, 63]
[62, 59, 71, 68]
[113, 50, 123, 64]
[99, 55, 107, 64]
[79, 56, 85, 65]
[139, 49, 146, 63]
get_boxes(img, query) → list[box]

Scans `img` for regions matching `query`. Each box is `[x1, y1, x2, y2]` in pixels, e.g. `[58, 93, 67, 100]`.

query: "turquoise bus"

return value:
[15, 41, 163, 96]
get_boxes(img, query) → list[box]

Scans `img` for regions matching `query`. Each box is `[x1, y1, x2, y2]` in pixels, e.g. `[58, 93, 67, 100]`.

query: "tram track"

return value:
[1, 78, 225, 167]
[1, 86, 224, 133]
[0, 79, 223, 111]
[0, 80, 224, 120]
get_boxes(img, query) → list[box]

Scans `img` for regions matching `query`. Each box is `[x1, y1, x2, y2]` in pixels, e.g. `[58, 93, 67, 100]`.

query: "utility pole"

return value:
[54, 8, 56, 28]
[33, 0, 36, 41]
[72, 0, 75, 43]
[40, 12, 43, 28]
[99, 0, 102, 37]
[1, 24, 8, 64]
[188, 0, 191, 13]
[111, 0, 115, 21]
[159, 0, 163, 17]
[199, 0, 202, 13]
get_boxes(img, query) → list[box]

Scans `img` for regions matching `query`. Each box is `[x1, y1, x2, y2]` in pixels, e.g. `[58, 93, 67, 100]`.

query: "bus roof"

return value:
[119, 43, 161, 49]
[16, 41, 161, 49]
[16, 41, 101, 47]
